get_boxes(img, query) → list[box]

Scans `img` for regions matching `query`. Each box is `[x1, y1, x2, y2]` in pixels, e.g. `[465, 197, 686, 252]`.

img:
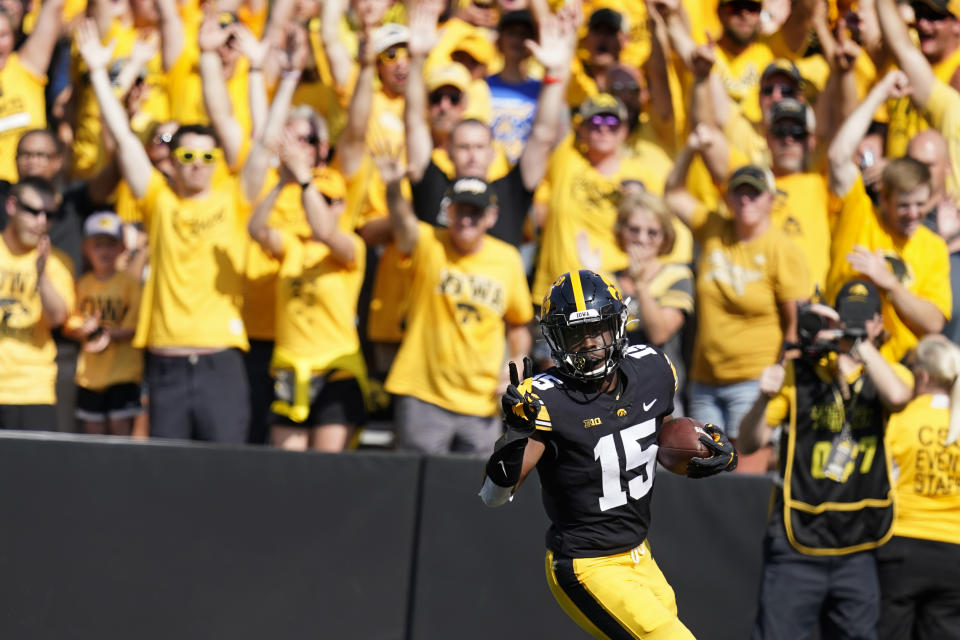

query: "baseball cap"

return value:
[84, 212, 124, 240]
[912, 0, 960, 17]
[447, 177, 494, 209]
[761, 58, 803, 86]
[728, 165, 775, 193]
[588, 7, 623, 31]
[835, 279, 882, 327]
[770, 98, 813, 130]
[426, 63, 472, 93]
[370, 23, 409, 55]
[498, 9, 535, 31]
[578, 93, 628, 121]
[453, 32, 496, 66]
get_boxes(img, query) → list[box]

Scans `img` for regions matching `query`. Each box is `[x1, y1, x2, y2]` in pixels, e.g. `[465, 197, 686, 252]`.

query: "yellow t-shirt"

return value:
[133, 170, 249, 350]
[690, 206, 811, 384]
[724, 108, 771, 169]
[243, 167, 346, 341]
[771, 172, 831, 295]
[0, 53, 47, 182]
[274, 231, 365, 358]
[713, 40, 775, 125]
[70, 21, 171, 179]
[385, 223, 533, 416]
[886, 46, 960, 164]
[827, 176, 952, 363]
[925, 79, 960, 200]
[366, 243, 413, 344]
[166, 44, 251, 137]
[0, 241, 74, 404]
[886, 393, 960, 545]
[67, 271, 143, 390]
[531, 138, 670, 302]
[622, 131, 692, 265]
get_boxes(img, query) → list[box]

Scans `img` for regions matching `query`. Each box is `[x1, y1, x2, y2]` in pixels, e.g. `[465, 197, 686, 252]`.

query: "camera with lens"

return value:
[796, 303, 839, 358]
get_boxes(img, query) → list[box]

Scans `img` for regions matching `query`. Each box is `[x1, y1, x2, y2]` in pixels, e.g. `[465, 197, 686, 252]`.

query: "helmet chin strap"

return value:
[567, 349, 614, 380]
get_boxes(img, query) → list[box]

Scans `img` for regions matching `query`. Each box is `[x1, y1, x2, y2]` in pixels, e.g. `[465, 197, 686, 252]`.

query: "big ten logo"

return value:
[78, 295, 129, 326]
[437, 269, 505, 324]
[809, 436, 879, 480]
[175, 206, 226, 238]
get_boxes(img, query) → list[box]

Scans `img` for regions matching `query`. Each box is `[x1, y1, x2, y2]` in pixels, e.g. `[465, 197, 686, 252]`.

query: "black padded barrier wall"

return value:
[0, 434, 421, 640]
[0, 435, 774, 640]
[413, 456, 774, 640]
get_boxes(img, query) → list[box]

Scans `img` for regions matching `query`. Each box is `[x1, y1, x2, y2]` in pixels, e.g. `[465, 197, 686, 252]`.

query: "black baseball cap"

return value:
[728, 165, 775, 193]
[498, 9, 535, 31]
[588, 8, 623, 31]
[770, 98, 810, 127]
[761, 58, 803, 86]
[912, 0, 960, 18]
[835, 280, 882, 327]
[447, 177, 495, 209]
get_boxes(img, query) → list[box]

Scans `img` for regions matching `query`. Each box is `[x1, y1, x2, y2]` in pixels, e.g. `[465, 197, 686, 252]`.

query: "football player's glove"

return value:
[500, 357, 541, 443]
[485, 358, 541, 489]
[686, 424, 738, 478]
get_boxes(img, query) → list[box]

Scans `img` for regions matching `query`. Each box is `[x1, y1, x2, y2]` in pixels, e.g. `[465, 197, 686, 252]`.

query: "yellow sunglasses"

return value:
[173, 147, 220, 165]
[377, 46, 409, 65]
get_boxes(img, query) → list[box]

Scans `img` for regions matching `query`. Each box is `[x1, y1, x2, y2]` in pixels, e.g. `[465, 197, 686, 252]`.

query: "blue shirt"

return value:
[486, 74, 540, 164]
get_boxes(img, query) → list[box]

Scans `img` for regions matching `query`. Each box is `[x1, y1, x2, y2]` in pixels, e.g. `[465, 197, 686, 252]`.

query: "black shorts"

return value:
[270, 377, 366, 428]
[76, 383, 143, 422]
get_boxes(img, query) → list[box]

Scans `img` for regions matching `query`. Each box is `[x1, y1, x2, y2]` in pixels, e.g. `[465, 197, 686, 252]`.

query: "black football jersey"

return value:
[521, 344, 678, 558]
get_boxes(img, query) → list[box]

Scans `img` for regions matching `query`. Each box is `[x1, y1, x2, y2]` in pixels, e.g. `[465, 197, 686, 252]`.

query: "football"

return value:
[657, 417, 713, 475]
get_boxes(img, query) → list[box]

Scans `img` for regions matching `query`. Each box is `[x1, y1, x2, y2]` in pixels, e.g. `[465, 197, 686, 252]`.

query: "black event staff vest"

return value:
[523, 344, 677, 558]
[779, 357, 894, 555]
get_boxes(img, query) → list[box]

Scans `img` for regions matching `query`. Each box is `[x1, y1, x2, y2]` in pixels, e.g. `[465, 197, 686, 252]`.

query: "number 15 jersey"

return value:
[523, 344, 678, 558]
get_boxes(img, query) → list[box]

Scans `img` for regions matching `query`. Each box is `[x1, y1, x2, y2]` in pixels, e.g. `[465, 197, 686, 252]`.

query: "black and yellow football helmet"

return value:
[540, 270, 628, 381]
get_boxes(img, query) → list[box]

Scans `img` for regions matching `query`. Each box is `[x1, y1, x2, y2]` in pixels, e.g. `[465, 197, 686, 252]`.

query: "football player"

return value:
[479, 270, 738, 639]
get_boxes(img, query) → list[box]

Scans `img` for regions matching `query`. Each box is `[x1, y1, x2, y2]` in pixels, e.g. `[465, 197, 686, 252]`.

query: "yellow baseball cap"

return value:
[426, 63, 472, 93]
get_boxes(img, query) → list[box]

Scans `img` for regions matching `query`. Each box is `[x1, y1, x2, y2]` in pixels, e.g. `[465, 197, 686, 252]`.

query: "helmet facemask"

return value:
[542, 308, 628, 381]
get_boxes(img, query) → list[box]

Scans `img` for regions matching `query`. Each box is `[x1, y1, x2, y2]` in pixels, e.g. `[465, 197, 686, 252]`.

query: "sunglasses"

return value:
[429, 90, 463, 106]
[173, 147, 220, 165]
[912, 2, 953, 21]
[378, 46, 409, 65]
[16, 197, 58, 218]
[587, 114, 621, 130]
[624, 225, 662, 239]
[771, 124, 809, 141]
[760, 83, 797, 98]
[298, 133, 320, 145]
[724, 0, 762, 14]
[18, 149, 58, 161]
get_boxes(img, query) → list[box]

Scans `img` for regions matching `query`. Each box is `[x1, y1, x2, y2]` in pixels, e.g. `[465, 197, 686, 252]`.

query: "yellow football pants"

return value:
[545, 542, 696, 640]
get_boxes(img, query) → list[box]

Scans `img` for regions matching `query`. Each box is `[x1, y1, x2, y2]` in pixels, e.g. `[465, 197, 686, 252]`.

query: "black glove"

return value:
[499, 357, 541, 444]
[686, 424, 738, 478]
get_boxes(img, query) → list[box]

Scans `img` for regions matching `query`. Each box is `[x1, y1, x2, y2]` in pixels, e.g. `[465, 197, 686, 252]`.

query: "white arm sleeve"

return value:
[478, 477, 514, 507]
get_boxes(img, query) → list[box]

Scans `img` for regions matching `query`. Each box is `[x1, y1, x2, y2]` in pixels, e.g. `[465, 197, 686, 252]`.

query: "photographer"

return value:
[738, 279, 913, 640]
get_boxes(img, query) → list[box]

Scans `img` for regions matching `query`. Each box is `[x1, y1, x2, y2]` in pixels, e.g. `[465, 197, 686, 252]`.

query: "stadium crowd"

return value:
[0, 0, 958, 450]
[3, 0, 960, 635]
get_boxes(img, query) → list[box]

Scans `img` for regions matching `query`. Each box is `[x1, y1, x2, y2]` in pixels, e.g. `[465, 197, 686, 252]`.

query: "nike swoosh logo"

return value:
[498, 460, 507, 477]
[643, 399, 657, 411]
